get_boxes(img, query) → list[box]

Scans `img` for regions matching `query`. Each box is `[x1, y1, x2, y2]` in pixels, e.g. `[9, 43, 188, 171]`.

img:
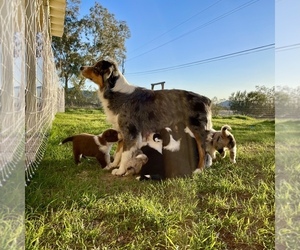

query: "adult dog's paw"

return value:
[112, 168, 125, 176]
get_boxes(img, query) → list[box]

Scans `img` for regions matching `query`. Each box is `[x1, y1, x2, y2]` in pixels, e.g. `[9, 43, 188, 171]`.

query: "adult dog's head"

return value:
[80, 59, 119, 90]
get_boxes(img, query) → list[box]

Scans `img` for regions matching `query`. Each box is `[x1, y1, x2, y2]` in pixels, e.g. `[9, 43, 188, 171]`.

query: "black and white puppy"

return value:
[126, 123, 212, 179]
[138, 133, 165, 180]
[160, 123, 198, 178]
[135, 125, 197, 179]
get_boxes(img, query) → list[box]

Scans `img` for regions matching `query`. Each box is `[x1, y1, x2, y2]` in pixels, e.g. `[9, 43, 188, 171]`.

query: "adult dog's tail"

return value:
[221, 125, 232, 137]
[59, 136, 74, 145]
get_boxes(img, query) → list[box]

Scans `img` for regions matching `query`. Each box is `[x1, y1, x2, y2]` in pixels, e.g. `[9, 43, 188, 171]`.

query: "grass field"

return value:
[275, 120, 300, 249]
[25, 109, 275, 249]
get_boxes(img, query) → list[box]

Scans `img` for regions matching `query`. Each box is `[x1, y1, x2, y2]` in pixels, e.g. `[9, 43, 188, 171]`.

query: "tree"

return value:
[229, 86, 275, 118]
[52, 0, 131, 101]
[52, 0, 84, 92]
[211, 97, 222, 116]
[275, 86, 300, 118]
[81, 2, 130, 67]
[229, 91, 248, 115]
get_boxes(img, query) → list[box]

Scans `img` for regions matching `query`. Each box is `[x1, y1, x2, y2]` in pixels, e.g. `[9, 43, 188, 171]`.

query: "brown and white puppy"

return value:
[80, 59, 212, 176]
[60, 128, 121, 168]
[206, 125, 237, 163]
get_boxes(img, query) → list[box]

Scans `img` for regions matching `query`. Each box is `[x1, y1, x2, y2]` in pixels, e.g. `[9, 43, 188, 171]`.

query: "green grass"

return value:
[25, 109, 275, 249]
[275, 120, 300, 249]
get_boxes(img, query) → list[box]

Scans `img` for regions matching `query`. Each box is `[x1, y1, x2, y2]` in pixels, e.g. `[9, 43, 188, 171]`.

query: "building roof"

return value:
[49, 0, 66, 37]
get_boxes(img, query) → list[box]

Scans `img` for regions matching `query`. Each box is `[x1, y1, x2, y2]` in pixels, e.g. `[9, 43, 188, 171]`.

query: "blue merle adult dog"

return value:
[80, 59, 212, 176]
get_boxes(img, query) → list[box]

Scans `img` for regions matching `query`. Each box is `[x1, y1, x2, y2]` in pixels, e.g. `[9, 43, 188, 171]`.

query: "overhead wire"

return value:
[276, 43, 300, 52]
[128, 0, 224, 55]
[126, 0, 261, 62]
[126, 43, 274, 75]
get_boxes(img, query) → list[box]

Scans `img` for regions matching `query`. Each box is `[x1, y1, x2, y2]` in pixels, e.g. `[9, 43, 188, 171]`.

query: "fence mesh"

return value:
[0, 0, 65, 187]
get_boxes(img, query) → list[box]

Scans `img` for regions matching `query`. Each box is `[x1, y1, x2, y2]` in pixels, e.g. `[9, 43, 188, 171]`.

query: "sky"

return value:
[78, 0, 298, 100]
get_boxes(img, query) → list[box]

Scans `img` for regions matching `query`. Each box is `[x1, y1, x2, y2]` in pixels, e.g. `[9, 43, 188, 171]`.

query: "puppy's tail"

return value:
[221, 125, 232, 137]
[59, 136, 74, 145]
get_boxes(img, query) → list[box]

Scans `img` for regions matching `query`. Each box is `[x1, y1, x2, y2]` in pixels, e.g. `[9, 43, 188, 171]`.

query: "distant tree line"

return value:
[275, 86, 300, 118]
[65, 78, 100, 107]
[229, 86, 275, 118]
[211, 85, 300, 119]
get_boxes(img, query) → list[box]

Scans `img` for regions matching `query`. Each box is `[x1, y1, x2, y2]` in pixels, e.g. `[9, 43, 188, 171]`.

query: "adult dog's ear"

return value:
[93, 60, 114, 79]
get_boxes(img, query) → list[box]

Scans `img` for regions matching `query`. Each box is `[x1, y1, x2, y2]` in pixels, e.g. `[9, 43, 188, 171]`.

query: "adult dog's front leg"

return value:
[105, 140, 123, 170]
[111, 137, 140, 176]
[111, 147, 139, 175]
[193, 132, 206, 174]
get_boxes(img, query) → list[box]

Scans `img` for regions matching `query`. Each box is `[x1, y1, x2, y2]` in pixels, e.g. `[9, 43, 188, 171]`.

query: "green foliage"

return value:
[211, 96, 223, 116]
[275, 86, 300, 118]
[81, 2, 130, 67]
[229, 86, 275, 118]
[52, 0, 130, 98]
[25, 110, 275, 249]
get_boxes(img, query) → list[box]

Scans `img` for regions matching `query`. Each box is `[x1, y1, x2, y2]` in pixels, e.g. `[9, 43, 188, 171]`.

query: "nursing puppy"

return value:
[60, 129, 121, 168]
[137, 123, 198, 179]
[127, 124, 212, 180]
[80, 59, 212, 176]
[206, 125, 237, 163]
[160, 123, 199, 178]
[138, 133, 165, 180]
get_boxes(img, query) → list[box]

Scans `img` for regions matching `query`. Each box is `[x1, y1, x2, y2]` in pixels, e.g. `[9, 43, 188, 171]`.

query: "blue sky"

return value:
[276, 0, 300, 89]
[80, 0, 278, 100]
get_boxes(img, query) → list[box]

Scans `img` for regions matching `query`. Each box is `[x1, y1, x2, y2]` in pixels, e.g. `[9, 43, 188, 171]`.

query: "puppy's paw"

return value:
[124, 167, 136, 176]
[112, 168, 125, 176]
[103, 165, 111, 170]
[230, 159, 237, 164]
[193, 168, 203, 175]
[205, 154, 213, 168]
[106, 163, 118, 170]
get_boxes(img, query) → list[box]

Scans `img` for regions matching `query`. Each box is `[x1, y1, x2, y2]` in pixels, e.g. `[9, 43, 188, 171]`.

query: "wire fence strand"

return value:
[0, 0, 65, 187]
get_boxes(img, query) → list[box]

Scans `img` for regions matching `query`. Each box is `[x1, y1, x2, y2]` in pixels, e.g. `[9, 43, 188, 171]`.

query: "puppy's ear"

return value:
[175, 122, 185, 133]
[102, 129, 119, 142]
[153, 133, 162, 142]
[160, 128, 171, 147]
[136, 154, 148, 164]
